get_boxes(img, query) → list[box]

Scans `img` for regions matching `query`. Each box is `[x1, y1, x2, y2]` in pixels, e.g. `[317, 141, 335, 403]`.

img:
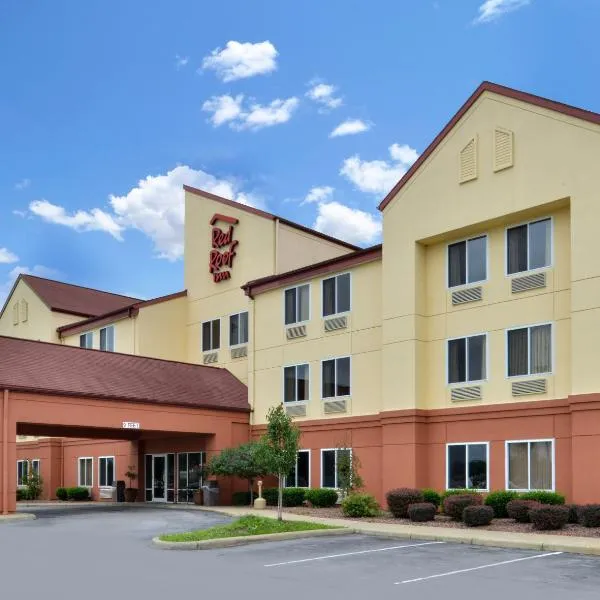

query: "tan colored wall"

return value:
[62, 316, 135, 354]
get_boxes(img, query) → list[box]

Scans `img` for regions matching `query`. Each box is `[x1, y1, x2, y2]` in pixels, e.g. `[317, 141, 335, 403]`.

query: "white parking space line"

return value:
[264, 541, 444, 567]
[395, 551, 564, 585]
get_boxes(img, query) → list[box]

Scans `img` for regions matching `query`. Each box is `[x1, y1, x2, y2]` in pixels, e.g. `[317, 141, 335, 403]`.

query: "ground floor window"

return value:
[17, 459, 40, 486]
[285, 450, 310, 488]
[446, 443, 488, 490]
[506, 439, 554, 491]
[78, 457, 93, 487]
[98, 457, 115, 487]
[321, 448, 351, 489]
[177, 452, 206, 503]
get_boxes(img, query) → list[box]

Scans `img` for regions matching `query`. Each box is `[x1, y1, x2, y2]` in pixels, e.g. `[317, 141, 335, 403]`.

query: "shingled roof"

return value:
[0, 336, 249, 412]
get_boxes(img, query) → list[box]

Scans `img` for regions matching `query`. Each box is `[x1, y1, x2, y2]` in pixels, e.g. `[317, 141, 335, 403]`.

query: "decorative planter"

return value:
[193, 489, 204, 505]
[124, 488, 138, 503]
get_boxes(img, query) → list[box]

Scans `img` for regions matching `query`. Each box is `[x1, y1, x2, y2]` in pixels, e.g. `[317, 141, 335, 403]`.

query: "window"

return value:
[322, 357, 350, 398]
[99, 326, 115, 352]
[284, 364, 309, 403]
[229, 312, 248, 346]
[285, 284, 310, 325]
[448, 334, 486, 384]
[98, 457, 115, 487]
[321, 448, 351, 489]
[507, 324, 552, 377]
[78, 457, 93, 487]
[17, 460, 28, 486]
[177, 452, 205, 503]
[80, 332, 93, 349]
[507, 218, 551, 275]
[285, 450, 310, 488]
[446, 443, 488, 490]
[506, 440, 554, 491]
[31, 459, 40, 476]
[202, 319, 220, 352]
[448, 235, 487, 287]
[322, 273, 351, 317]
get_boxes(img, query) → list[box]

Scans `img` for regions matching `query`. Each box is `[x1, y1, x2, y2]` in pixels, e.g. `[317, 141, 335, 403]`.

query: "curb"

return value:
[0, 513, 36, 523]
[153, 527, 352, 550]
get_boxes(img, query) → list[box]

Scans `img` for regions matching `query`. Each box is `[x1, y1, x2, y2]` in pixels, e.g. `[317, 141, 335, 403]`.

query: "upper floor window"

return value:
[202, 319, 220, 352]
[285, 284, 310, 325]
[284, 364, 309, 403]
[507, 218, 551, 275]
[99, 326, 115, 352]
[322, 273, 350, 317]
[80, 332, 93, 349]
[229, 312, 248, 346]
[448, 235, 487, 288]
[448, 334, 486, 384]
[507, 324, 552, 377]
[322, 357, 350, 399]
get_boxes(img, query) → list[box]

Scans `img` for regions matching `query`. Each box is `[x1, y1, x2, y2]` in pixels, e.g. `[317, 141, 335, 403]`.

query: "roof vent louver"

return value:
[494, 127, 514, 172]
[452, 286, 483, 305]
[511, 272, 546, 293]
[459, 136, 478, 183]
[324, 316, 347, 332]
[512, 379, 547, 396]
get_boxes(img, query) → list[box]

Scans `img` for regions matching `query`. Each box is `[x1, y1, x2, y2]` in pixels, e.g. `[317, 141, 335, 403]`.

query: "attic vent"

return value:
[511, 272, 546, 294]
[494, 128, 514, 172]
[459, 137, 478, 183]
[512, 379, 547, 397]
[230, 346, 247, 359]
[203, 352, 218, 365]
[12, 303, 19, 326]
[451, 386, 482, 402]
[20, 299, 28, 323]
[452, 286, 483, 305]
[323, 399, 347, 414]
[285, 403, 307, 418]
[324, 316, 347, 332]
[286, 324, 307, 340]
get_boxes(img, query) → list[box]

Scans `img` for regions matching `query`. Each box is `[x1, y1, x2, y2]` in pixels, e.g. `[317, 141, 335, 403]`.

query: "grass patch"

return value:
[159, 515, 339, 542]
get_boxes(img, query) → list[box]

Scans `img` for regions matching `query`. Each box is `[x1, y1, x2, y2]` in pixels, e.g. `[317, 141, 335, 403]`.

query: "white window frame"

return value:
[283, 283, 311, 326]
[505, 322, 554, 378]
[320, 448, 352, 489]
[282, 363, 310, 404]
[79, 331, 93, 349]
[321, 356, 351, 400]
[78, 457, 93, 488]
[446, 234, 489, 289]
[17, 460, 28, 487]
[445, 442, 490, 492]
[505, 216, 554, 276]
[98, 456, 115, 488]
[446, 332, 489, 385]
[285, 449, 311, 488]
[99, 325, 115, 352]
[229, 311, 249, 347]
[505, 439, 555, 492]
[321, 272, 352, 318]
[201, 318, 221, 352]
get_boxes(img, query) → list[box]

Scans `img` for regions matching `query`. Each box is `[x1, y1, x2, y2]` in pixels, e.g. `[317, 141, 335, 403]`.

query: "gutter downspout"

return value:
[2, 389, 8, 515]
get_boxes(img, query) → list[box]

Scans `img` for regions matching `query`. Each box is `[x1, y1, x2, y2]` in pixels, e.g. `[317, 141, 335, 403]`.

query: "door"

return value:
[152, 455, 167, 502]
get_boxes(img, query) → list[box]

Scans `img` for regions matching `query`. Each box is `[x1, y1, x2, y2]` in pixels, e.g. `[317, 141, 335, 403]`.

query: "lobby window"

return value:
[80, 332, 93, 349]
[446, 443, 488, 490]
[286, 450, 310, 488]
[448, 235, 487, 288]
[507, 324, 552, 377]
[99, 325, 115, 352]
[448, 334, 487, 384]
[507, 218, 551, 275]
[322, 357, 350, 399]
[322, 273, 350, 317]
[98, 456, 115, 487]
[78, 457, 93, 487]
[229, 311, 248, 346]
[202, 319, 220, 352]
[506, 440, 554, 491]
[285, 284, 310, 325]
[16, 460, 28, 486]
[321, 448, 351, 489]
[284, 364, 309, 403]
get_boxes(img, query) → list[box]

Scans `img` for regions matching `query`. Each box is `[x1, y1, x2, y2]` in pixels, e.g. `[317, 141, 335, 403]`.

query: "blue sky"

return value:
[1, 0, 599, 302]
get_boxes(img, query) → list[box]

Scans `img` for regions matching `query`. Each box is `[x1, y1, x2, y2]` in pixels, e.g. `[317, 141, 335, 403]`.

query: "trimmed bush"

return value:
[305, 488, 339, 508]
[407, 502, 437, 522]
[55, 487, 68, 501]
[386, 488, 424, 518]
[484, 490, 519, 518]
[232, 491, 252, 506]
[16, 488, 27, 501]
[262, 488, 279, 506]
[566, 504, 581, 524]
[440, 489, 478, 505]
[578, 505, 600, 528]
[421, 488, 441, 508]
[506, 499, 541, 523]
[66, 487, 90, 501]
[443, 494, 483, 521]
[519, 491, 565, 505]
[282, 488, 306, 507]
[529, 505, 569, 531]
[463, 505, 494, 527]
[341, 493, 380, 518]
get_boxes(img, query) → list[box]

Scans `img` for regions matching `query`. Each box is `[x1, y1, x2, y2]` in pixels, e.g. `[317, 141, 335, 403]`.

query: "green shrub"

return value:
[282, 488, 306, 507]
[66, 487, 90, 501]
[421, 489, 441, 508]
[232, 491, 252, 506]
[16, 488, 27, 501]
[341, 493, 380, 518]
[305, 488, 338, 508]
[578, 505, 600, 528]
[506, 499, 541, 523]
[484, 490, 519, 518]
[55, 487, 68, 501]
[407, 502, 436, 522]
[386, 488, 424, 518]
[261, 488, 279, 506]
[519, 491, 565, 505]
[463, 505, 494, 527]
[529, 506, 569, 531]
[443, 494, 482, 521]
[566, 504, 581, 524]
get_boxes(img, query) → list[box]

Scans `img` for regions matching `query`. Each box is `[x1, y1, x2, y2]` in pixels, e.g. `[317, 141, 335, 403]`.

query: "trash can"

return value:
[202, 481, 220, 506]
[116, 480, 126, 503]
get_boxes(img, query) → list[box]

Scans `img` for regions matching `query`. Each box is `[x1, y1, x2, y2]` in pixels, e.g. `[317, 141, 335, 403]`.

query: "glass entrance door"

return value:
[152, 455, 167, 502]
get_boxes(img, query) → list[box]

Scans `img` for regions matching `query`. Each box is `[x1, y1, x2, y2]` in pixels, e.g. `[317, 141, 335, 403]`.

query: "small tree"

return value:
[23, 460, 43, 500]
[261, 404, 300, 521]
[125, 465, 137, 490]
[336, 446, 363, 499]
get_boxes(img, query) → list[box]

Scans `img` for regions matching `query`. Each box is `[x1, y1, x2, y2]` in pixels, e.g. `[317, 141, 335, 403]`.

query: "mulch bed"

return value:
[283, 506, 600, 538]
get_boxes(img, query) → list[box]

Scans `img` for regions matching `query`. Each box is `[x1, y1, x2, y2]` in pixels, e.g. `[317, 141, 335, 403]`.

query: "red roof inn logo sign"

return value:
[209, 213, 239, 283]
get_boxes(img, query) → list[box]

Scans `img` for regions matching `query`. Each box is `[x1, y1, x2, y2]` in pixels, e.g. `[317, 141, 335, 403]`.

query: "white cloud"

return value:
[474, 0, 530, 24]
[340, 143, 419, 195]
[330, 119, 370, 138]
[0, 264, 58, 307]
[306, 82, 342, 110]
[14, 178, 30, 190]
[303, 186, 334, 205]
[0, 248, 18, 264]
[201, 40, 278, 82]
[29, 200, 124, 240]
[175, 54, 189, 69]
[202, 94, 244, 126]
[313, 201, 381, 246]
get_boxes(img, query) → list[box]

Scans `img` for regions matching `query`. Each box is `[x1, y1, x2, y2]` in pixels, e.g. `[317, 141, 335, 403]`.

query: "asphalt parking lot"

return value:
[2, 506, 600, 599]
